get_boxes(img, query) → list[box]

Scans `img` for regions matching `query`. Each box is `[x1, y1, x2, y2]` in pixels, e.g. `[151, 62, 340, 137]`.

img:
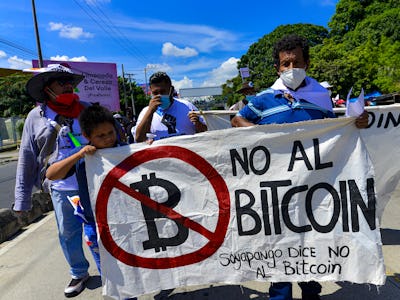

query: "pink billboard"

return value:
[33, 60, 120, 112]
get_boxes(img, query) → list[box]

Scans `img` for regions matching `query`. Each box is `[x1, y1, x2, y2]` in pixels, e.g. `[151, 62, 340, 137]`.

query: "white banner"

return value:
[84, 113, 399, 299]
[200, 104, 400, 217]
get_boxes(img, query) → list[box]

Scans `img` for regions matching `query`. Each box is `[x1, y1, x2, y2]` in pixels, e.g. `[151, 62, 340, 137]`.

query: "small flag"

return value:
[346, 87, 365, 117]
[67, 195, 88, 223]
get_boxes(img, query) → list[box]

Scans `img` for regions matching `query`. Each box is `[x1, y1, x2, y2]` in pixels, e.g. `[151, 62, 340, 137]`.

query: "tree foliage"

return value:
[0, 73, 35, 117]
[118, 76, 147, 116]
[310, 0, 400, 96]
[225, 0, 399, 104]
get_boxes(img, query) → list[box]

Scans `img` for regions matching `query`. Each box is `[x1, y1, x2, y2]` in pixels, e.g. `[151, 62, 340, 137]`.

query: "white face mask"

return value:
[280, 68, 306, 90]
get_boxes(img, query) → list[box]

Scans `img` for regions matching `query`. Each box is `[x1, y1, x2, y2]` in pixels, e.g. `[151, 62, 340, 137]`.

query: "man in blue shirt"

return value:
[231, 34, 368, 300]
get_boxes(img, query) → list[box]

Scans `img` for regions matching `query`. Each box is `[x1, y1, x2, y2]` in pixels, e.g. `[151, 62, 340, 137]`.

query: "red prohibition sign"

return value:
[96, 145, 231, 269]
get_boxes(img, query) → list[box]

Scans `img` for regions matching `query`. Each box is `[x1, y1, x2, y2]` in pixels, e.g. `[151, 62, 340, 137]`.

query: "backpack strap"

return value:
[40, 121, 61, 190]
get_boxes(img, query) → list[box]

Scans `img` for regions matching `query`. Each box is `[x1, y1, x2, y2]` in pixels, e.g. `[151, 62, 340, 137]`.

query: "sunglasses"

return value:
[56, 78, 74, 86]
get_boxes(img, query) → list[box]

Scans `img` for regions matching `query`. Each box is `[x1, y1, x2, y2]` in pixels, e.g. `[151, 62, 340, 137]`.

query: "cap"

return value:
[320, 81, 333, 89]
[236, 82, 255, 94]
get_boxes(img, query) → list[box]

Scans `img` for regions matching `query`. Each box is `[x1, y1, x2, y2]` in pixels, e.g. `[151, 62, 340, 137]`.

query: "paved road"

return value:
[0, 161, 17, 209]
[1, 185, 400, 300]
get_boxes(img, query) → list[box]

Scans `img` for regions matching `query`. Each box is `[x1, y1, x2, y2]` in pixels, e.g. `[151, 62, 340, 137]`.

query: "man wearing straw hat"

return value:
[13, 63, 98, 297]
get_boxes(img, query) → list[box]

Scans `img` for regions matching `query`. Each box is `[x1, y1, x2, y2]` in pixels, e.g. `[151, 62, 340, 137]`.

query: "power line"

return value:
[89, 1, 150, 64]
[0, 37, 37, 57]
[72, 0, 149, 66]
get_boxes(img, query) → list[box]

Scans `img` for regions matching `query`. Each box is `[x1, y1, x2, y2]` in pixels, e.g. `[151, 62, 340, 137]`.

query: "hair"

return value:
[149, 71, 172, 86]
[79, 104, 116, 137]
[273, 34, 310, 67]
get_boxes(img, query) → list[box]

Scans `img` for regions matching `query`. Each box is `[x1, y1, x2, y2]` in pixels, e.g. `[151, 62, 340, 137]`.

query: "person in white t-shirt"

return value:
[133, 72, 207, 142]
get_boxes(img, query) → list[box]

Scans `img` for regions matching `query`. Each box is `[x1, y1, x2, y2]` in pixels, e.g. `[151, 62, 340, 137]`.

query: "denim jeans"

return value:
[269, 281, 321, 300]
[84, 222, 101, 274]
[51, 189, 90, 279]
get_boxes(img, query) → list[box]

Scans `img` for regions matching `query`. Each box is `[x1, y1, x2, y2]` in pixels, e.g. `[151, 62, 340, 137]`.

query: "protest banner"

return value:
[32, 60, 120, 111]
[85, 115, 395, 299]
[239, 67, 250, 79]
[200, 104, 400, 217]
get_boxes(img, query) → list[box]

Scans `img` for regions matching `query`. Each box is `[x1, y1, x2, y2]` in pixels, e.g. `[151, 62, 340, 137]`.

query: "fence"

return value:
[0, 117, 24, 151]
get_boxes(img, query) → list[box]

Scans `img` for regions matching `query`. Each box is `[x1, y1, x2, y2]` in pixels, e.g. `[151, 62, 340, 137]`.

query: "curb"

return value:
[0, 192, 53, 243]
[0, 147, 19, 165]
[0, 157, 18, 165]
[0, 145, 18, 153]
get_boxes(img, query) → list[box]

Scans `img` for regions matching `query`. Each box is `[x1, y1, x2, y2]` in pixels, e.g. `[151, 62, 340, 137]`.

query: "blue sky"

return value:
[0, 0, 338, 91]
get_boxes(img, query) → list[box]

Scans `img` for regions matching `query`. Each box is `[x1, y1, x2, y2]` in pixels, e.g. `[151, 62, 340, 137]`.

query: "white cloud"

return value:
[173, 76, 193, 91]
[50, 55, 69, 61]
[49, 22, 63, 31]
[0, 50, 6, 58]
[49, 22, 94, 39]
[7, 56, 31, 69]
[70, 56, 88, 62]
[162, 42, 198, 58]
[201, 57, 239, 87]
[50, 55, 88, 62]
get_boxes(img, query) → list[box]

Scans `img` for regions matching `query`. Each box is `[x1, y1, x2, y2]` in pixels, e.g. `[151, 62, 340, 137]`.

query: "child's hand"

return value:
[145, 139, 154, 145]
[355, 110, 369, 128]
[79, 145, 97, 158]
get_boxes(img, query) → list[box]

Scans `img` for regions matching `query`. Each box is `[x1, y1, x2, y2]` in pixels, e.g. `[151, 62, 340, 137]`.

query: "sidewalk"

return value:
[0, 186, 400, 299]
[0, 146, 19, 164]
[0, 147, 54, 244]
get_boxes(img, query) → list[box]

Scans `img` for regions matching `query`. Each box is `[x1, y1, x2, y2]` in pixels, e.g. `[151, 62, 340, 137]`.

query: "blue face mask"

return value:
[159, 95, 170, 110]
[245, 95, 256, 102]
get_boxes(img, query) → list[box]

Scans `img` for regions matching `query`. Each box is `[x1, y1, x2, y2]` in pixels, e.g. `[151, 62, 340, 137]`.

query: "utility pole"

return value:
[125, 73, 136, 116]
[121, 64, 128, 111]
[144, 67, 148, 95]
[31, 0, 44, 67]
[144, 65, 157, 95]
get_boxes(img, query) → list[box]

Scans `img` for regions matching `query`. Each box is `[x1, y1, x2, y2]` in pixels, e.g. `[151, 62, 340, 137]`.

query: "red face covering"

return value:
[55, 93, 79, 106]
[46, 93, 84, 118]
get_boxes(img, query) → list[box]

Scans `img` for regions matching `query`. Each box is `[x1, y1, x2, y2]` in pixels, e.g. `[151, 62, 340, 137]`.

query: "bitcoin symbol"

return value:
[130, 172, 189, 252]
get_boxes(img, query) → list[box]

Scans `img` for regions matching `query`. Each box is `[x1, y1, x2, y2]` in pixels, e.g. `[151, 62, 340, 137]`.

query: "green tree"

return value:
[0, 73, 34, 117]
[373, 36, 400, 92]
[118, 76, 147, 116]
[310, 0, 400, 96]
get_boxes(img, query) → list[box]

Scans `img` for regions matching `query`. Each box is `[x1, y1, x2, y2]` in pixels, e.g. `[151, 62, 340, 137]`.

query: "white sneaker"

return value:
[64, 273, 90, 298]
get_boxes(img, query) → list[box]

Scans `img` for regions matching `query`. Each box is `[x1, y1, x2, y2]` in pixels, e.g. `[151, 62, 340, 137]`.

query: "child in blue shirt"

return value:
[46, 104, 127, 278]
